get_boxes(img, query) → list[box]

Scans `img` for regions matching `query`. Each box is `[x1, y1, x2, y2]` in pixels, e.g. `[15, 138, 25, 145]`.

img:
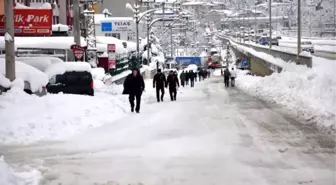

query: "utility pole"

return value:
[269, 0, 272, 50]
[255, 3, 257, 43]
[162, 2, 165, 30]
[297, 0, 301, 59]
[146, 2, 150, 65]
[334, 0, 336, 37]
[73, 0, 81, 46]
[170, 25, 173, 57]
[5, 0, 15, 81]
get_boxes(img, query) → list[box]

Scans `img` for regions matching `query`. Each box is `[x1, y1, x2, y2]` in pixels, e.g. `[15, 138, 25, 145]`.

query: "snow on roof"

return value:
[210, 48, 218, 52]
[15, 2, 52, 9]
[0, 73, 11, 88]
[0, 59, 48, 92]
[13, 57, 64, 72]
[96, 36, 128, 54]
[0, 37, 87, 50]
[52, 24, 69, 32]
[126, 41, 136, 52]
[94, 14, 134, 24]
[44, 62, 92, 79]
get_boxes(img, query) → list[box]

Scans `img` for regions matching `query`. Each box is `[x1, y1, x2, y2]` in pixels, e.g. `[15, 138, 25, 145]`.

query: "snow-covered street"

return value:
[1, 78, 335, 185]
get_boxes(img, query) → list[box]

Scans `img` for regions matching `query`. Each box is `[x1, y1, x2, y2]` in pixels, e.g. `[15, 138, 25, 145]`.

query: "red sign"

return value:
[108, 44, 116, 69]
[71, 45, 87, 61]
[0, 9, 52, 36]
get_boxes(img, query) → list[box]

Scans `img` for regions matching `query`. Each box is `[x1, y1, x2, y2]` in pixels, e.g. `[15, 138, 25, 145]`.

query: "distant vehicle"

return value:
[301, 41, 314, 53]
[45, 62, 94, 96]
[175, 56, 202, 67]
[259, 37, 279, 46]
[276, 36, 282, 40]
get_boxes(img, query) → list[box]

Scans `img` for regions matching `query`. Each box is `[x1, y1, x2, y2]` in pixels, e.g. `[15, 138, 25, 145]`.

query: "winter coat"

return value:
[223, 70, 231, 78]
[189, 72, 195, 80]
[230, 70, 237, 78]
[153, 73, 166, 88]
[185, 72, 190, 80]
[166, 74, 180, 89]
[180, 72, 186, 81]
[123, 71, 145, 94]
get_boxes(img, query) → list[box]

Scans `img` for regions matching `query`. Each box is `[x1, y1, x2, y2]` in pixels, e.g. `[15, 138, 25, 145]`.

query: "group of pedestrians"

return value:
[179, 69, 210, 87]
[122, 67, 212, 113]
[222, 68, 237, 87]
[153, 69, 179, 102]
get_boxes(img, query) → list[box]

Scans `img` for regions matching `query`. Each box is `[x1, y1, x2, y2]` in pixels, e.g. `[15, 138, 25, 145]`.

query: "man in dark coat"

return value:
[223, 68, 231, 87]
[123, 68, 145, 113]
[185, 70, 190, 85]
[180, 71, 186, 87]
[198, 69, 202, 81]
[189, 70, 195, 87]
[153, 69, 166, 102]
[166, 70, 180, 101]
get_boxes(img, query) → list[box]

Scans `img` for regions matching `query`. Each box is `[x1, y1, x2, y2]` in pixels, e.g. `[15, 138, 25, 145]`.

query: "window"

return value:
[105, 33, 120, 39]
[127, 32, 135, 41]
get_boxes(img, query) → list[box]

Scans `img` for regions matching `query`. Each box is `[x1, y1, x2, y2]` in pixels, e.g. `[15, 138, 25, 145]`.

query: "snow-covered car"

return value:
[44, 62, 94, 96]
[0, 59, 48, 96]
[0, 73, 10, 95]
[301, 41, 314, 53]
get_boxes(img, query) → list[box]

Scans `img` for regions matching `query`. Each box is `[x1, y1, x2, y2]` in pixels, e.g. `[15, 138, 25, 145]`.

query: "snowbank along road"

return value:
[2, 77, 335, 185]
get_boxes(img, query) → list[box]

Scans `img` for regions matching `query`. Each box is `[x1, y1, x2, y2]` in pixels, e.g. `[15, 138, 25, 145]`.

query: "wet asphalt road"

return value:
[2, 77, 335, 185]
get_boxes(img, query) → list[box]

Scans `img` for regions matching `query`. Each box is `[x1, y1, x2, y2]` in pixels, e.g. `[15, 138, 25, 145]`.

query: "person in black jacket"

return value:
[185, 70, 190, 85]
[153, 69, 166, 102]
[223, 68, 231, 88]
[189, 70, 195, 87]
[123, 68, 145, 113]
[166, 70, 180, 101]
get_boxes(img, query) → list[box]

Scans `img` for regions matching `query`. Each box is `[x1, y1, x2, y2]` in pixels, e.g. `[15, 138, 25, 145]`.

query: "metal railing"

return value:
[217, 35, 313, 68]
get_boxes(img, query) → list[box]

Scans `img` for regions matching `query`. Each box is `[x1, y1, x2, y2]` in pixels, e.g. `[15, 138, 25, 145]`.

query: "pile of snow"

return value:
[44, 62, 91, 79]
[235, 57, 336, 131]
[0, 73, 11, 88]
[12, 57, 63, 72]
[52, 24, 69, 32]
[91, 67, 106, 81]
[213, 69, 222, 77]
[0, 37, 87, 51]
[185, 64, 198, 72]
[0, 87, 128, 145]
[0, 156, 41, 185]
[96, 36, 128, 54]
[0, 59, 48, 92]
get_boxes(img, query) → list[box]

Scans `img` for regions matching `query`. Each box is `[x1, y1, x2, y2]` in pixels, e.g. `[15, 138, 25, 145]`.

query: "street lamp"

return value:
[126, 3, 172, 67]
[126, 2, 141, 66]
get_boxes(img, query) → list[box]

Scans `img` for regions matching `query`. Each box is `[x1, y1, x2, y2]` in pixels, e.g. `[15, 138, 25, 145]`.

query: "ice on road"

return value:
[2, 78, 335, 185]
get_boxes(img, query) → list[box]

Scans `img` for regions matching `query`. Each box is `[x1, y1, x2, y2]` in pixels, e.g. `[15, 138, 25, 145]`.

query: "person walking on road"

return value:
[198, 69, 202, 81]
[230, 68, 237, 87]
[180, 71, 186, 87]
[189, 70, 195, 87]
[185, 70, 190, 85]
[166, 70, 180, 101]
[153, 69, 166, 102]
[223, 68, 231, 87]
[123, 68, 145, 113]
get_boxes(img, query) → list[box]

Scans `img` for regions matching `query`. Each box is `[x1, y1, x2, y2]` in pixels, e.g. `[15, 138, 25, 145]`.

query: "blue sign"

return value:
[242, 60, 249, 67]
[175, 57, 201, 66]
[101, 22, 112, 32]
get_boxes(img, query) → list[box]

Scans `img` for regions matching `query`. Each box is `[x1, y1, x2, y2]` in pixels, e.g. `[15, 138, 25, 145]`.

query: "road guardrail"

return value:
[217, 35, 313, 68]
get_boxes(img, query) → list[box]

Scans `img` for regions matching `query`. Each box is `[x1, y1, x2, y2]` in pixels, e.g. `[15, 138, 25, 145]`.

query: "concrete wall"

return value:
[230, 45, 277, 77]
